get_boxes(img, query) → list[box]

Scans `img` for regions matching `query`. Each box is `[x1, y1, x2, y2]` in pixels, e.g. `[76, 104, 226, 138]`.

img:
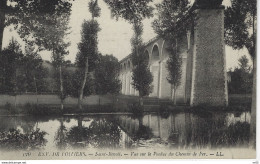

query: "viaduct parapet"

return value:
[119, 1, 228, 106]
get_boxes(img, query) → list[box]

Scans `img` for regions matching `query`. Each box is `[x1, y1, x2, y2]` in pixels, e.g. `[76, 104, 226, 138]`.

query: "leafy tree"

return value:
[152, 0, 191, 104]
[0, 0, 72, 51]
[152, 0, 191, 40]
[76, 0, 101, 110]
[104, 0, 154, 106]
[103, 0, 153, 24]
[131, 22, 153, 106]
[0, 39, 23, 93]
[0, 0, 72, 111]
[0, 39, 23, 108]
[228, 55, 253, 94]
[22, 45, 48, 91]
[94, 54, 121, 95]
[166, 46, 182, 105]
[224, 0, 256, 146]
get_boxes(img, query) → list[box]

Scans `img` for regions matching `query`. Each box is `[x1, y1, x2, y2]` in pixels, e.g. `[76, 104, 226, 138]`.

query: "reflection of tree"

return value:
[210, 122, 250, 147]
[168, 114, 179, 147]
[0, 128, 47, 150]
[89, 118, 121, 148]
[54, 117, 68, 149]
[132, 116, 153, 141]
[19, 117, 37, 134]
[55, 116, 121, 149]
[186, 113, 250, 148]
[66, 116, 90, 148]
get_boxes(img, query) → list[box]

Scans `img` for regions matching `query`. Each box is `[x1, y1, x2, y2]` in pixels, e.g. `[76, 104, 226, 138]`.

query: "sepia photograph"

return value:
[0, 0, 257, 161]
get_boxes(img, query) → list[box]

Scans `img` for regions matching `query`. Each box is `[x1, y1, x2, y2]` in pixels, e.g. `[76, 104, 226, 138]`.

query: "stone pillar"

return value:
[124, 73, 127, 95]
[122, 73, 125, 94]
[150, 64, 159, 97]
[158, 61, 162, 98]
[190, 7, 228, 106]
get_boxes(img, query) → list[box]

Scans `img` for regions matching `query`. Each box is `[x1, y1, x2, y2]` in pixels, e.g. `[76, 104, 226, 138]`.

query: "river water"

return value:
[0, 111, 251, 152]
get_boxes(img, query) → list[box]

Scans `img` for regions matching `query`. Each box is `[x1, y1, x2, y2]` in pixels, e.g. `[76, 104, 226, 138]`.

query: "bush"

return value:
[128, 102, 144, 118]
[0, 128, 47, 150]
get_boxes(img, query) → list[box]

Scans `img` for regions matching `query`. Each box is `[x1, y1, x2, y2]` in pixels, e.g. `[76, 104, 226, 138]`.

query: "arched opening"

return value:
[150, 44, 160, 97]
[124, 63, 126, 71]
[151, 45, 160, 64]
[127, 60, 131, 70]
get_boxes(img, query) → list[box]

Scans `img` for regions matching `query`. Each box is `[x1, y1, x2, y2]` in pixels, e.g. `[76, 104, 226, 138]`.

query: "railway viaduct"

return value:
[119, 0, 228, 106]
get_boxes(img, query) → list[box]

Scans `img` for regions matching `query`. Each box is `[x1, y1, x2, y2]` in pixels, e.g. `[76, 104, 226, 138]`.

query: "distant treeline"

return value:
[0, 39, 121, 97]
[228, 55, 253, 94]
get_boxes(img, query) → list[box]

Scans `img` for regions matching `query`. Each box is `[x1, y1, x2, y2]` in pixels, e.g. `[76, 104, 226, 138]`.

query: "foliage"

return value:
[94, 54, 121, 95]
[103, 0, 154, 23]
[0, 39, 23, 94]
[131, 22, 153, 98]
[132, 63, 153, 97]
[7, 0, 72, 50]
[88, 118, 121, 148]
[128, 102, 144, 118]
[76, 1, 101, 110]
[152, 0, 190, 103]
[76, 20, 101, 71]
[195, 0, 223, 9]
[0, 128, 47, 150]
[66, 126, 91, 148]
[152, 0, 191, 40]
[89, 0, 101, 18]
[224, 0, 257, 59]
[19, 44, 48, 93]
[166, 46, 182, 95]
[228, 55, 253, 94]
[63, 69, 96, 98]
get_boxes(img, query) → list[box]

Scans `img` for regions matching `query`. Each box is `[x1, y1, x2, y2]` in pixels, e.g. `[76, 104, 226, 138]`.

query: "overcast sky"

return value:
[2, 0, 251, 70]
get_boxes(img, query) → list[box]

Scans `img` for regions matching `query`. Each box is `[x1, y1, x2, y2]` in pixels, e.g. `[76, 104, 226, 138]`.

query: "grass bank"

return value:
[0, 94, 252, 116]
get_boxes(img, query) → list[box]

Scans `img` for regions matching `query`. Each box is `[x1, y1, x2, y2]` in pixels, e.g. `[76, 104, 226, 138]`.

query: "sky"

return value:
[2, 0, 252, 70]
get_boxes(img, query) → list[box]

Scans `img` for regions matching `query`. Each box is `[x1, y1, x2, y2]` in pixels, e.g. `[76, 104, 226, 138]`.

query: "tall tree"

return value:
[166, 45, 182, 105]
[131, 22, 153, 105]
[152, 0, 191, 104]
[104, 0, 154, 106]
[0, 38, 23, 107]
[20, 44, 48, 105]
[94, 54, 121, 95]
[224, 0, 256, 147]
[76, 0, 101, 110]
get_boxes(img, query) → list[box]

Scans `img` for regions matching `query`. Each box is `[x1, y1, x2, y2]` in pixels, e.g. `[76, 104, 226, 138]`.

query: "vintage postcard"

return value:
[0, 0, 257, 161]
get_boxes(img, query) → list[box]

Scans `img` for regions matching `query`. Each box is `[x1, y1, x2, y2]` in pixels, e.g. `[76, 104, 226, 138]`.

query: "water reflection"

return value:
[0, 111, 251, 151]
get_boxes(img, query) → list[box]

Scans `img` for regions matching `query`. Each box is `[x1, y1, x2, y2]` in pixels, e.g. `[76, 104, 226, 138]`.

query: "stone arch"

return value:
[151, 44, 160, 64]
[149, 44, 160, 97]
[127, 60, 131, 70]
[124, 63, 126, 71]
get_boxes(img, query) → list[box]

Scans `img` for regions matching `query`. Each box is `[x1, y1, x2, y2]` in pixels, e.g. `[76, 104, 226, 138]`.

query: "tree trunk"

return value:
[139, 96, 143, 106]
[0, 0, 7, 51]
[59, 64, 64, 111]
[250, 56, 256, 148]
[173, 86, 177, 105]
[78, 57, 88, 111]
[249, 12, 256, 148]
[33, 75, 39, 106]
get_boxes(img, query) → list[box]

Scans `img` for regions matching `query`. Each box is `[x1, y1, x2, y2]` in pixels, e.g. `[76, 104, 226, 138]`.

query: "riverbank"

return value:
[0, 94, 252, 116]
